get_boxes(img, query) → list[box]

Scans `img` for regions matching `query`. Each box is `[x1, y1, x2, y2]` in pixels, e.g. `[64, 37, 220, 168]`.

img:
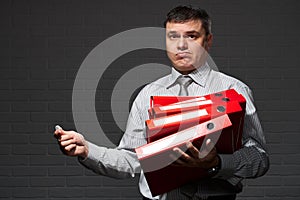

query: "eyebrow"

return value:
[167, 30, 202, 35]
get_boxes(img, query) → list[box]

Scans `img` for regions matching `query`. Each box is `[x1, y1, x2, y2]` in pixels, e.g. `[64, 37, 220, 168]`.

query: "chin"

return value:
[174, 65, 196, 74]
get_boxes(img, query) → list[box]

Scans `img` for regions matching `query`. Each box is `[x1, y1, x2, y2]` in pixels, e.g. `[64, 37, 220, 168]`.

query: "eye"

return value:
[168, 34, 179, 40]
[187, 34, 197, 39]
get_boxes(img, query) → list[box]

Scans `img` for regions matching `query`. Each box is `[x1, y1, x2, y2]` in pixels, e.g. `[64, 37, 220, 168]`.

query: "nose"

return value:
[177, 36, 188, 51]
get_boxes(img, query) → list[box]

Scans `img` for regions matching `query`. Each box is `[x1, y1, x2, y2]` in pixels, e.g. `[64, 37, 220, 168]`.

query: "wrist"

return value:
[208, 155, 221, 174]
[79, 141, 89, 159]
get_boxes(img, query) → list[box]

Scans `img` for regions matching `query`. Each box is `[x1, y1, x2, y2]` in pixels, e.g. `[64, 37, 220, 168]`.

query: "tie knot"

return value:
[176, 75, 193, 96]
[177, 75, 192, 86]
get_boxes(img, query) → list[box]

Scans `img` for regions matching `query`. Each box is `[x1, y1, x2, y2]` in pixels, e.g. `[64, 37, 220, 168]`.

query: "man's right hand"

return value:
[54, 127, 89, 158]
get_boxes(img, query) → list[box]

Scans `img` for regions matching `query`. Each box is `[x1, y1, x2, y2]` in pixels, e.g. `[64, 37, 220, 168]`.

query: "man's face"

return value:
[166, 20, 212, 74]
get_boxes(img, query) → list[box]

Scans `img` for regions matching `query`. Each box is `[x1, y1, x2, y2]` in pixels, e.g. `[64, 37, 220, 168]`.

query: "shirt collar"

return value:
[166, 63, 211, 89]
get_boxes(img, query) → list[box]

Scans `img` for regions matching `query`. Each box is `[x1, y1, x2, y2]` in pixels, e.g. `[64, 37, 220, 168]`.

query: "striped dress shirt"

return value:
[79, 63, 269, 199]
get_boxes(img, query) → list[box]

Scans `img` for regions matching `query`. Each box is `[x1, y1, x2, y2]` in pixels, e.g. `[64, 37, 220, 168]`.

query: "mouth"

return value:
[176, 52, 191, 58]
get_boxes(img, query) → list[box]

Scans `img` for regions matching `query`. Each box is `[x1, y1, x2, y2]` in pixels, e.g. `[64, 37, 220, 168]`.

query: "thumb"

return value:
[54, 125, 65, 135]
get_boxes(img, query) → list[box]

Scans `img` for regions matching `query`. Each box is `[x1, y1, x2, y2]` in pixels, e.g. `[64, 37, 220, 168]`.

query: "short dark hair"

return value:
[164, 5, 212, 36]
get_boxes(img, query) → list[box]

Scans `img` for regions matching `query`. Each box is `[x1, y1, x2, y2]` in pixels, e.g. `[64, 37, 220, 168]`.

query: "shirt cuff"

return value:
[214, 154, 235, 179]
[78, 141, 106, 167]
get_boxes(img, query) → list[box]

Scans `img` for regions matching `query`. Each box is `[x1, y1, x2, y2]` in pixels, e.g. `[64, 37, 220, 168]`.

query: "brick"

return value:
[0, 70, 28, 80]
[11, 37, 46, 48]
[12, 15, 48, 26]
[11, 80, 48, 90]
[30, 90, 71, 101]
[238, 186, 265, 197]
[269, 155, 283, 164]
[66, 27, 101, 37]
[66, 157, 81, 166]
[48, 80, 75, 90]
[0, 145, 10, 154]
[48, 56, 83, 69]
[49, 188, 84, 198]
[12, 102, 47, 112]
[13, 188, 47, 198]
[260, 111, 298, 122]
[67, 176, 102, 186]
[12, 123, 47, 133]
[30, 177, 65, 187]
[30, 112, 65, 122]
[13, 166, 47, 176]
[265, 79, 300, 89]
[48, 14, 83, 25]
[30, 27, 65, 37]
[28, 47, 65, 57]
[282, 155, 300, 164]
[265, 187, 300, 197]
[48, 166, 84, 176]
[0, 177, 29, 187]
[49, 102, 72, 112]
[265, 133, 281, 144]
[30, 70, 66, 80]
[0, 167, 12, 176]
[268, 165, 300, 175]
[0, 188, 11, 198]
[48, 144, 63, 155]
[268, 144, 300, 154]
[119, 187, 140, 197]
[0, 123, 10, 133]
[85, 187, 121, 198]
[13, 144, 47, 155]
[283, 133, 300, 144]
[102, 176, 139, 187]
[0, 134, 29, 144]
[263, 122, 299, 133]
[48, 38, 84, 48]
[0, 80, 10, 90]
[29, 155, 65, 166]
[246, 176, 282, 186]
[30, 134, 57, 144]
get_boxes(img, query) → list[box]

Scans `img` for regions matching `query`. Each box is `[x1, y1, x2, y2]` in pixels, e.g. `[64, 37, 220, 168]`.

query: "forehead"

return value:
[166, 20, 203, 32]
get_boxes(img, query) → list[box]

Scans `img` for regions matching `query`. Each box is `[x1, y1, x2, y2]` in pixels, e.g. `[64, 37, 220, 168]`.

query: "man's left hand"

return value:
[171, 139, 220, 169]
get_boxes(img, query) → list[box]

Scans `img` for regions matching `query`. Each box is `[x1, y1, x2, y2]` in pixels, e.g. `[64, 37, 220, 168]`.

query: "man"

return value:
[54, 5, 269, 200]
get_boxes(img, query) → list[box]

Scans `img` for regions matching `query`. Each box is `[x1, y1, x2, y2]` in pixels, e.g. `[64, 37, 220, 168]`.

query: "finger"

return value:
[60, 139, 75, 147]
[171, 159, 186, 166]
[206, 139, 215, 152]
[55, 125, 62, 130]
[173, 147, 192, 163]
[60, 134, 73, 142]
[186, 142, 200, 158]
[169, 152, 186, 166]
[198, 138, 215, 159]
[65, 144, 76, 151]
[54, 128, 64, 136]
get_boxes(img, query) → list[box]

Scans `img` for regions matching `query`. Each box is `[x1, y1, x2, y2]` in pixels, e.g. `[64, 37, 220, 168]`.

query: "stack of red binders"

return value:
[135, 89, 246, 196]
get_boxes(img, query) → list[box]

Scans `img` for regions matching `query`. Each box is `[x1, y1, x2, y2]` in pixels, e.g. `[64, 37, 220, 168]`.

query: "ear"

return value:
[205, 34, 213, 51]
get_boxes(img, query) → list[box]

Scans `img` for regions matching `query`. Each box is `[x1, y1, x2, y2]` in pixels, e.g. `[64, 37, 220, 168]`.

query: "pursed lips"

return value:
[176, 52, 191, 58]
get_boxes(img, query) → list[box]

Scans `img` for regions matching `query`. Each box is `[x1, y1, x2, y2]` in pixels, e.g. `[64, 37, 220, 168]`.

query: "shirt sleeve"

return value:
[215, 84, 270, 184]
[78, 89, 148, 179]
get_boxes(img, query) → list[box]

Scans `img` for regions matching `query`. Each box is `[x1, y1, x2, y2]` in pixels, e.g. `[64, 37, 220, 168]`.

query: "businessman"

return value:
[54, 5, 269, 200]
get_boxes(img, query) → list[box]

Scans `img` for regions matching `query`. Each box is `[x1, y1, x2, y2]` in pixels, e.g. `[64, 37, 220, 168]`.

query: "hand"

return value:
[171, 139, 220, 169]
[54, 127, 89, 158]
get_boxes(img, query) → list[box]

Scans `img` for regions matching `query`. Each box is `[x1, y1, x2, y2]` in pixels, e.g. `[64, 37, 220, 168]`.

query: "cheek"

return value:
[166, 41, 177, 52]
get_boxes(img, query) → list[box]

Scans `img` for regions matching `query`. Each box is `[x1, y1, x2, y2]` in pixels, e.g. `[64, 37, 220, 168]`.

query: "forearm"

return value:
[217, 142, 269, 180]
[78, 141, 141, 179]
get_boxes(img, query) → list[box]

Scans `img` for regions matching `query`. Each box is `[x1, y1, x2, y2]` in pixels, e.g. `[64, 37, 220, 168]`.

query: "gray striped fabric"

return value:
[79, 63, 269, 200]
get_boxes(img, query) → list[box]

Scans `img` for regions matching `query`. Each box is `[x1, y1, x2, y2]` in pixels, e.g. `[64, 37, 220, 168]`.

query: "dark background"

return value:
[0, 0, 300, 199]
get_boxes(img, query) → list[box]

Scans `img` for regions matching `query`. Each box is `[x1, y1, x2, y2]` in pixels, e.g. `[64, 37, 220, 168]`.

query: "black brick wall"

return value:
[1, 0, 299, 199]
